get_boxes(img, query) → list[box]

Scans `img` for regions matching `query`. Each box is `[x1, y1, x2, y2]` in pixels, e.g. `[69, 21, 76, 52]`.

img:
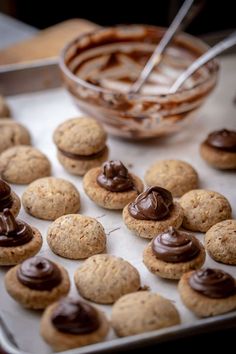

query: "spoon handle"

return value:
[169, 31, 236, 93]
[130, 0, 195, 94]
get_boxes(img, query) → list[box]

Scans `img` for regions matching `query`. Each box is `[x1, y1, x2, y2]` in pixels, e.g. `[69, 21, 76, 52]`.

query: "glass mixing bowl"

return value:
[59, 25, 219, 139]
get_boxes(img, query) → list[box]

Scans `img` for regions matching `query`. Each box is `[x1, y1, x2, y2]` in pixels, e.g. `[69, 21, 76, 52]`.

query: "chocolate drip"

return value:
[128, 186, 173, 220]
[51, 298, 100, 334]
[0, 179, 13, 211]
[97, 160, 134, 192]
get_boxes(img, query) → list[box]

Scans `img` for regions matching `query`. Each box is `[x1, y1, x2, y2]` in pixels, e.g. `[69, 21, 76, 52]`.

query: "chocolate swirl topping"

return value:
[0, 179, 13, 211]
[51, 298, 100, 334]
[97, 160, 134, 192]
[128, 186, 173, 220]
[206, 129, 236, 152]
[0, 209, 33, 247]
[189, 268, 236, 299]
[152, 227, 201, 263]
[17, 256, 62, 291]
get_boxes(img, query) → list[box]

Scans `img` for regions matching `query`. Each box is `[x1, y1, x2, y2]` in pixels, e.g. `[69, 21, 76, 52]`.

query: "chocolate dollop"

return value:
[152, 227, 201, 263]
[17, 256, 62, 291]
[0, 209, 33, 247]
[206, 129, 236, 152]
[0, 179, 13, 211]
[97, 160, 134, 192]
[128, 186, 173, 220]
[51, 298, 100, 334]
[189, 268, 236, 299]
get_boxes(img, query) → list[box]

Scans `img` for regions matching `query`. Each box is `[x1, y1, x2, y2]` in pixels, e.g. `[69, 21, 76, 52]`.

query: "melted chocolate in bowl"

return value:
[61, 25, 219, 139]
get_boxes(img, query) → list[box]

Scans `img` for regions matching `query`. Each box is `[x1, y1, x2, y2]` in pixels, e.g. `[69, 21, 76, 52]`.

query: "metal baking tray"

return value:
[0, 61, 236, 352]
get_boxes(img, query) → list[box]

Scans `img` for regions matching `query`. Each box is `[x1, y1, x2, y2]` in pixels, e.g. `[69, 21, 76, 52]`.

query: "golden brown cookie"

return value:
[145, 159, 198, 197]
[0, 145, 51, 184]
[40, 298, 109, 351]
[0, 179, 21, 217]
[0, 96, 11, 118]
[111, 291, 180, 337]
[5, 256, 70, 309]
[200, 129, 236, 170]
[123, 186, 183, 239]
[0, 209, 42, 266]
[53, 117, 109, 176]
[0, 119, 31, 154]
[22, 177, 80, 221]
[205, 219, 236, 265]
[83, 161, 144, 210]
[74, 254, 141, 304]
[47, 214, 106, 259]
[179, 189, 232, 232]
[143, 227, 206, 279]
[178, 269, 236, 317]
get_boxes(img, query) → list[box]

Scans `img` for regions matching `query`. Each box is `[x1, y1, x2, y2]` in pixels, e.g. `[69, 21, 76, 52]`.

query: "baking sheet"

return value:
[0, 55, 236, 354]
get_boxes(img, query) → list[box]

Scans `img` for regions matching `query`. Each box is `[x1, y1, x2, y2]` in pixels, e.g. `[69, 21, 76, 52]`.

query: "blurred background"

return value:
[0, 0, 235, 37]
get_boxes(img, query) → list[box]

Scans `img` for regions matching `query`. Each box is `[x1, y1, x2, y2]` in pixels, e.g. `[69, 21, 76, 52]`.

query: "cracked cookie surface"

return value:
[0, 119, 31, 154]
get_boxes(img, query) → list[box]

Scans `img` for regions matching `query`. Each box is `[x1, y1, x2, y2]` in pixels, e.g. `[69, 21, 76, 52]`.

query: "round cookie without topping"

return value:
[143, 228, 206, 279]
[83, 162, 144, 210]
[40, 298, 109, 351]
[205, 219, 236, 265]
[179, 189, 232, 232]
[178, 269, 236, 317]
[47, 214, 106, 259]
[145, 159, 198, 197]
[53, 117, 109, 176]
[111, 291, 180, 337]
[22, 177, 80, 220]
[0, 119, 31, 154]
[74, 254, 141, 304]
[0, 145, 51, 184]
[0, 96, 11, 118]
[5, 256, 70, 309]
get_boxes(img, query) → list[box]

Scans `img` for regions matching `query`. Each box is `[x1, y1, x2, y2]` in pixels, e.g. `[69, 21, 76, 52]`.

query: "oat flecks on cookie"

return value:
[205, 219, 236, 265]
[22, 177, 80, 221]
[74, 254, 141, 304]
[0, 119, 31, 154]
[179, 189, 232, 232]
[145, 159, 198, 197]
[111, 291, 180, 337]
[47, 214, 106, 259]
[0, 145, 51, 184]
[40, 297, 109, 351]
[53, 117, 109, 176]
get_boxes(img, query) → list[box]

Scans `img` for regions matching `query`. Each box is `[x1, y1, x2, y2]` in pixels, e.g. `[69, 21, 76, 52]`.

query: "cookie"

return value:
[0, 145, 51, 184]
[0, 119, 31, 154]
[145, 160, 198, 197]
[111, 291, 180, 337]
[83, 161, 144, 210]
[205, 219, 236, 265]
[0, 96, 11, 118]
[179, 189, 232, 232]
[5, 256, 70, 309]
[200, 129, 236, 169]
[0, 179, 21, 217]
[40, 298, 109, 351]
[143, 227, 206, 279]
[123, 186, 183, 239]
[47, 214, 106, 259]
[178, 268, 236, 317]
[74, 254, 141, 304]
[0, 209, 42, 266]
[53, 117, 109, 176]
[22, 177, 80, 221]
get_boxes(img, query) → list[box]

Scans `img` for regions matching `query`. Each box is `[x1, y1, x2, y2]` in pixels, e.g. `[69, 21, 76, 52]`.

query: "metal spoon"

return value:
[130, 0, 195, 94]
[169, 31, 236, 93]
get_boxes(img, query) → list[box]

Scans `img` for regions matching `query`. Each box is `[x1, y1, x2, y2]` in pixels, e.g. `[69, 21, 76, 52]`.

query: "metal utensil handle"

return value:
[169, 31, 236, 93]
[130, 0, 195, 93]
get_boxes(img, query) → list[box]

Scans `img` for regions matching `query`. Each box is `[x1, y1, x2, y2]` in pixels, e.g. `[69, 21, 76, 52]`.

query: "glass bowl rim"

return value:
[59, 24, 220, 99]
